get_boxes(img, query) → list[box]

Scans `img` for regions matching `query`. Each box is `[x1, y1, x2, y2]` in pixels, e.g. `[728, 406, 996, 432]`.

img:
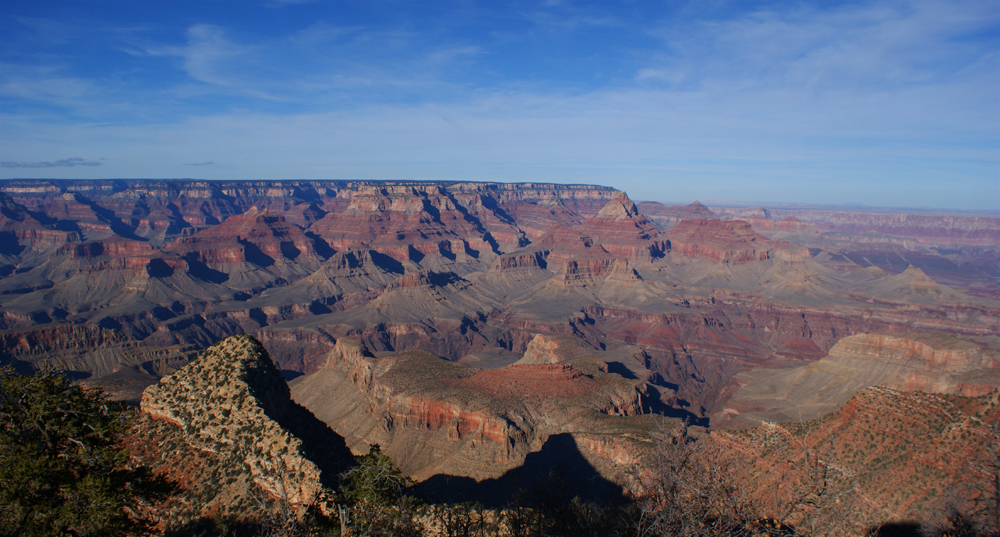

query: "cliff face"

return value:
[574, 193, 669, 261]
[132, 334, 351, 523]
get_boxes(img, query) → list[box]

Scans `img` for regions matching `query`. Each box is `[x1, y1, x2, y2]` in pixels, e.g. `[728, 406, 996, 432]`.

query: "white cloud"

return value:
[180, 24, 251, 87]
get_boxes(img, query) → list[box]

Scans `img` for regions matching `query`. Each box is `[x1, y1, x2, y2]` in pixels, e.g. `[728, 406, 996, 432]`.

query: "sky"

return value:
[1, 0, 998, 210]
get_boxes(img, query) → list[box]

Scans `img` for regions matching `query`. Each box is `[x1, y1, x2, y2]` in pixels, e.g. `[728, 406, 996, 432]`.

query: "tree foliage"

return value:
[334, 444, 421, 537]
[0, 366, 167, 537]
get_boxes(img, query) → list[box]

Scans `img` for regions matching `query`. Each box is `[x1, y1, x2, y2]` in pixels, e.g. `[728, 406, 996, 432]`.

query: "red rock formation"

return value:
[62, 238, 153, 257]
[557, 257, 641, 285]
[573, 193, 669, 261]
[451, 364, 593, 399]
[825, 332, 1000, 395]
[291, 337, 659, 482]
[715, 331, 1000, 430]
[666, 219, 775, 264]
[0, 192, 80, 250]
[308, 185, 493, 262]
[166, 206, 319, 266]
[452, 182, 617, 242]
[490, 250, 548, 271]
[2, 178, 997, 443]
[517, 333, 589, 364]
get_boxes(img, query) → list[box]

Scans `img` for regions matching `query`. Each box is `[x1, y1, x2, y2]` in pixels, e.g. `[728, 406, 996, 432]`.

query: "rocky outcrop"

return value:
[490, 251, 548, 271]
[165, 206, 321, 268]
[0, 192, 80, 251]
[556, 257, 641, 285]
[136, 334, 351, 521]
[822, 332, 1000, 394]
[63, 238, 154, 258]
[385, 270, 464, 290]
[308, 184, 502, 261]
[516, 333, 590, 364]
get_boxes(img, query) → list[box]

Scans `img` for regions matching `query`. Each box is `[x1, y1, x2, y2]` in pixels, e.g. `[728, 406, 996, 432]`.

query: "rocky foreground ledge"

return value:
[130, 334, 352, 525]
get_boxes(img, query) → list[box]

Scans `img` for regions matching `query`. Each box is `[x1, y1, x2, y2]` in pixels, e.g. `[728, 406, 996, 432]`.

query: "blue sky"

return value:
[1, 0, 998, 210]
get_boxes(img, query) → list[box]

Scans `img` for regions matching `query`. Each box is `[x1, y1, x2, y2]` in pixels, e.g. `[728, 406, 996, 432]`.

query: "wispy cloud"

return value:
[641, 0, 999, 94]
[179, 25, 254, 87]
[183, 161, 216, 166]
[141, 24, 258, 90]
[1, 157, 102, 168]
[0, 64, 103, 108]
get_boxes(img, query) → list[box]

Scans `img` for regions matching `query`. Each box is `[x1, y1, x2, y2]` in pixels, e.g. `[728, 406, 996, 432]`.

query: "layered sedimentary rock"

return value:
[310, 185, 487, 263]
[573, 193, 669, 261]
[1, 178, 998, 439]
[665, 219, 776, 264]
[0, 192, 80, 254]
[0, 323, 197, 401]
[709, 204, 1000, 298]
[4, 179, 1000, 525]
[133, 334, 351, 523]
[168, 207, 319, 263]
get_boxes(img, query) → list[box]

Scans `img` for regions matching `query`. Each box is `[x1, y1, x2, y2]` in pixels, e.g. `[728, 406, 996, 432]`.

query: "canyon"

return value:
[2, 178, 997, 415]
[2, 179, 999, 533]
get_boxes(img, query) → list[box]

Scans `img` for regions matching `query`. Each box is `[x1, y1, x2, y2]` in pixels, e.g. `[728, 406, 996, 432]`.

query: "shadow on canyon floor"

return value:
[867, 522, 922, 536]
[415, 433, 625, 508]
